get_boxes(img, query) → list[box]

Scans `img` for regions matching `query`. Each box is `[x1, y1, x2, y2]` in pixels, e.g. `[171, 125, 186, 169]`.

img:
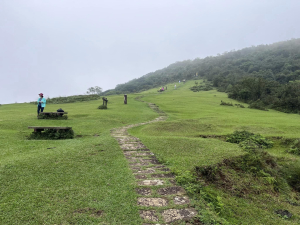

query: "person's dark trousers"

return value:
[37, 105, 44, 115]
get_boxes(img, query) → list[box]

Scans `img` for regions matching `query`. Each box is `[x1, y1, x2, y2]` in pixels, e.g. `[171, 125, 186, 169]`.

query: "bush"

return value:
[248, 101, 269, 111]
[28, 129, 74, 140]
[226, 130, 273, 150]
[98, 105, 107, 109]
[220, 100, 233, 106]
[30, 95, 101, 104]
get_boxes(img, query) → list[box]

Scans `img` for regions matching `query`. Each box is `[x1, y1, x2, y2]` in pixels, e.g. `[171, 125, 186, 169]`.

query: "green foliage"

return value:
[86, 86, 102, 95]
[248, 100, 269, 111]
[287, 139, 300, 155]
[98, 105, 107, 109]
[37, 114, 68, 120]
[234, 103, 245, 108]
[190, 82, 213, 92]
[220, 100, 233, 106]
[28, 129, 74, 140]
[226, 130, 273, 150]
[31, 94, 101, 104]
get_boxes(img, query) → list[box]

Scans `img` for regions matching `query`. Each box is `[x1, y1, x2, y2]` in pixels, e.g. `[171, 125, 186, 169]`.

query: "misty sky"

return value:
[1, 0, 300, 104]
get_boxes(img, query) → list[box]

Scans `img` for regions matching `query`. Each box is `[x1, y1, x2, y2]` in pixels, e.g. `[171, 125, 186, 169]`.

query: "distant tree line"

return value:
[103, 38, 300, 113]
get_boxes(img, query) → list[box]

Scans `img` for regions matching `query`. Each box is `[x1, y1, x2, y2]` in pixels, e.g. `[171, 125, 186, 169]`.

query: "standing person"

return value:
[37, 93, 46, 116]
[174, 84, 177, 89]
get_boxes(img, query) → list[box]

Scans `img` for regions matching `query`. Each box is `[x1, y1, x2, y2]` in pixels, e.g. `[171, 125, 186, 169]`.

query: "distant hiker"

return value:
[162, 87, 164, 91]
[174, 84, 177, 89]
[37, 93, 46, 115]
[179, 80, 180, 83]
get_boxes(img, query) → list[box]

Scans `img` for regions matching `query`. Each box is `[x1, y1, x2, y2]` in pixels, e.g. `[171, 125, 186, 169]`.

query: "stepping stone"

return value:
[157, 186, 185, 195]
[138, 180, 164, 186]
[138, 198, 168, 207]
[140, 210, 159, 222]
[173, 196, 190, 205]
[136, 188, 152, 196]
[130, 162, 149, 166]
[135, 168, 155, 174]
[158, 168, 170, 172]
[135, 174, 147, 179]
[136, 152, 152, 156]
[162, 208, 197, 223]
[151, 173, 175, 178]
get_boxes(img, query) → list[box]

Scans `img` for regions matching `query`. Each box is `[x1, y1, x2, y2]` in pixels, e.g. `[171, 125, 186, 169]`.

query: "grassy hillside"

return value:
[1, 81, 300, 224]
[129, 80, 300, 224]
[0, 96, 158, 225]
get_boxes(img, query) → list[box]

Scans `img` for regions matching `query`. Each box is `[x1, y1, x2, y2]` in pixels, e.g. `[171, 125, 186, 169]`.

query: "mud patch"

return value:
[162, 208, 197, 223]
[136, 188, 152, 196]
[138, 198, 168, 207]
[157, 186, 185, 195]
[140, 210, 159, 222]
[73, 208, 103, 217]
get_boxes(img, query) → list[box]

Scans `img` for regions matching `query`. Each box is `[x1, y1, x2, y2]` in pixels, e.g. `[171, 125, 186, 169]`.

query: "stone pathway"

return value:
[111, 103, 197, 224]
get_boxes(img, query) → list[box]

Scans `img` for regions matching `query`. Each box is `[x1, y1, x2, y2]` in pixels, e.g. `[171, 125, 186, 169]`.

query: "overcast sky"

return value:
[1, 0, 300, 104]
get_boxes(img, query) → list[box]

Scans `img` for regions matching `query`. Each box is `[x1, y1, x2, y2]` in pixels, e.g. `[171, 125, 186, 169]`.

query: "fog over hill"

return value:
[1, 0, 300, 104]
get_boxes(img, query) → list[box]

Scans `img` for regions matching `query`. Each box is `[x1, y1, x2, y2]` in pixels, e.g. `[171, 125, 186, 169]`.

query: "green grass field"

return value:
[1, 81, 300, 224]
[0, 96, 157, 225]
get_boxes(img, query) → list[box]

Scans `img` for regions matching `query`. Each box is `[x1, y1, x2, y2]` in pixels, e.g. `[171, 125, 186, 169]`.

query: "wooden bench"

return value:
[28, 126, 72, 132]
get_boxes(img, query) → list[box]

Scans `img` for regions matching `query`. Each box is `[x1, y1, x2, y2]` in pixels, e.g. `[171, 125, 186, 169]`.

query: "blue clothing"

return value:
[37, 97, 46, 108]
[37, 105, 44, 114]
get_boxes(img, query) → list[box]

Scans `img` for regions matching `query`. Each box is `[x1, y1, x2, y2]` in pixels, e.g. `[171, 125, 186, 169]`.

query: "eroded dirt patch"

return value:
[73, 208, 103, 217]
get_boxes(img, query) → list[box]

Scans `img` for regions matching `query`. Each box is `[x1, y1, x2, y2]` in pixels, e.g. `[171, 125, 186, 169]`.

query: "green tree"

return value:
[87, 86, 102, 96]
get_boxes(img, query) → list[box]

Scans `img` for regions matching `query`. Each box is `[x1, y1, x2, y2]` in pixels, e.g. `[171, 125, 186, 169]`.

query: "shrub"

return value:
[28, 129, 74, 140]
[226, 130, 273, 150]
[287, 139, 300, 155]
[30, 95, 101, 104]
[220, 100, 233, 106]
[248, 101, 268, 111]
[98, 105, 107, 109]
[235, 104, 245, 108]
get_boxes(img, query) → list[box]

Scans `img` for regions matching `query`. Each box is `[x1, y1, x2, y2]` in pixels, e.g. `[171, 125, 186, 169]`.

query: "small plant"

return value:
[220, 100, 233, 106]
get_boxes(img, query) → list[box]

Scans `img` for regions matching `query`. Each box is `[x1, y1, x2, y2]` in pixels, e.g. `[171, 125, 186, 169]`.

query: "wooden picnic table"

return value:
[28, 126, 72, 132]
[39, 112, 68, 115]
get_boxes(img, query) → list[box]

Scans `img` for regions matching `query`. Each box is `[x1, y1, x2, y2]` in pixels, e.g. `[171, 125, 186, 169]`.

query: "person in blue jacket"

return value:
[37, 93, 46, 115]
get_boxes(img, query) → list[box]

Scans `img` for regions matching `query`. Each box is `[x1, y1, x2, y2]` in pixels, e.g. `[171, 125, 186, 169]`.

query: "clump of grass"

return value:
[220, 100, 233, 106]
[28, 129, 74, 140]
[98, 105, 107, 109]
[37, 114, 68, 120]
[226, 130, 273, 150]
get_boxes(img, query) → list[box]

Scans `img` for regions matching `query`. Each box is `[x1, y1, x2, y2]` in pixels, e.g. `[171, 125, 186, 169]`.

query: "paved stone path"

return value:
[111, 102, 197, 224]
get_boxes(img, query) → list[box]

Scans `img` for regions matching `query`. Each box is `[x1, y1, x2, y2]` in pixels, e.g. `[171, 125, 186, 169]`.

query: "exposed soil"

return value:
[73, 208, 103, 217]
